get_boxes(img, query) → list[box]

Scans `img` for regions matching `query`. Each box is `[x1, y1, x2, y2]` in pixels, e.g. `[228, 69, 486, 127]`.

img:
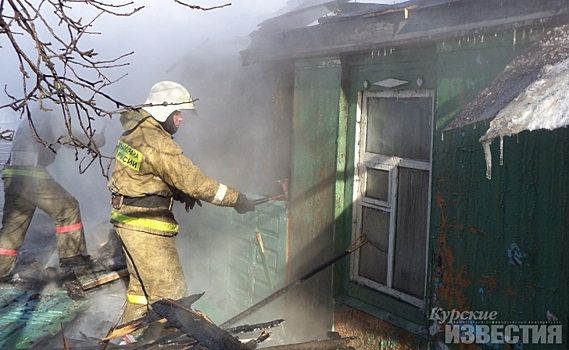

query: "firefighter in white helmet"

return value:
[108, 81, 255, 340]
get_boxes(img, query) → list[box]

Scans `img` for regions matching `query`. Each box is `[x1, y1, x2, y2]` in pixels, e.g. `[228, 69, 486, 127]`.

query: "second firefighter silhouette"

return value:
[0, 112, 105, 281]
[108, 81, 255, 326]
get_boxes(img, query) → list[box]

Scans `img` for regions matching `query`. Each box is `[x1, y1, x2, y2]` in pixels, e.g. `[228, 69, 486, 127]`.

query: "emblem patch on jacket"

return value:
[116, 140, 142, 171]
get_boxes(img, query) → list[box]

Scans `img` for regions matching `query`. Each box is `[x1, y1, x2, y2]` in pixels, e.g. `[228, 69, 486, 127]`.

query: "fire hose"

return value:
[219, 234, 368, 329]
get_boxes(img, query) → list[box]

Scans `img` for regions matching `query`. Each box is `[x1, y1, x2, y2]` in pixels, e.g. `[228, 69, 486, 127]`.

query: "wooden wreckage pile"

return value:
[87, 234, 369, 349]
[90, 292, 355, 350]
[57, 228, 367, 349]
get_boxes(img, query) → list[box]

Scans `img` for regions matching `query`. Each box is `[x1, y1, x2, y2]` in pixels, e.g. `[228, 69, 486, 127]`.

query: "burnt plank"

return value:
[151, 299, 250, 350]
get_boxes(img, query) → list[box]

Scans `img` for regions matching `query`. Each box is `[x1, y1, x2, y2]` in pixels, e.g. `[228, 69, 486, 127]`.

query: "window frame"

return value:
[351, 89, 434, 309]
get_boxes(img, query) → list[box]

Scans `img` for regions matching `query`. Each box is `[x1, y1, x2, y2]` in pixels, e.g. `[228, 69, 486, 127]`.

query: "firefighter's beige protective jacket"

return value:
[108, 110, 239, 236]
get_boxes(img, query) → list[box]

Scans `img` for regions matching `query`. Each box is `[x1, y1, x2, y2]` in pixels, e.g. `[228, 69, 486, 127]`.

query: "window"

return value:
[352, 90, 433, 308]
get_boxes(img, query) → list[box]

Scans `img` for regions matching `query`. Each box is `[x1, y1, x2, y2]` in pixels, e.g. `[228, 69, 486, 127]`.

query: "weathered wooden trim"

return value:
[241, 1, 569, 65]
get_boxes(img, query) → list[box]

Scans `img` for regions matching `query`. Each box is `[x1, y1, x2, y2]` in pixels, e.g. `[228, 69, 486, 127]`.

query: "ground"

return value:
[0, 211, 129, 349]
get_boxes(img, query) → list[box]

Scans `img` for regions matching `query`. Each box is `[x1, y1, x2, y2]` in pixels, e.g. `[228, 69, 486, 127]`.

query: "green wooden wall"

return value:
[285, 57, 342, 342]
[430, 33, 567, 349]
[330, 30, 568, 349]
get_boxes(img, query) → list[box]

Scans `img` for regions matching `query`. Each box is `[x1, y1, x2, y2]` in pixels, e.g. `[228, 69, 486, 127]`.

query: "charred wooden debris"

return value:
[99, 292, 355, 350]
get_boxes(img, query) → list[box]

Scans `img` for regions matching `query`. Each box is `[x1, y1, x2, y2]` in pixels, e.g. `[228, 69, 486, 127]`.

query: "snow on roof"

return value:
[445, 25, 569, 132]
[443, 24, 569, 179]
[479, 56, 569, 179]
[480, 58, 569, 144]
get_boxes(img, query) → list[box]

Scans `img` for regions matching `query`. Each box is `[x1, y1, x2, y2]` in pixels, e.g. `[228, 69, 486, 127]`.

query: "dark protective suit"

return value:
[0, 117, 88, 279]
[108, 110, 241, 323]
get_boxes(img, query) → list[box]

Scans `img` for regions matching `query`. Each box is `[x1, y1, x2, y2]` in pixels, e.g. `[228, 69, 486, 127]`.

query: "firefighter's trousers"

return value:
[0, 176, 87, 279]
[114, 226, 188, 324]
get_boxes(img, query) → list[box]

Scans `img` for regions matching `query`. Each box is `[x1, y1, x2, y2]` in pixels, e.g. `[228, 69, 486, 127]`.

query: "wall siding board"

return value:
[286, 57, 342, 342]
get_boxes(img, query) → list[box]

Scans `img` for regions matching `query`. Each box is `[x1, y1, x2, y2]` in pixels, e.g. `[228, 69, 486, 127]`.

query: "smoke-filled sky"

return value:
[1, 0, 291, 221]
[0, 0, 289, 114]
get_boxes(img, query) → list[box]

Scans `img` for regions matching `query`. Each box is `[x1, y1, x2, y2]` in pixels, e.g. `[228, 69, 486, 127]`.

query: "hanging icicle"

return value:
[441, 132, 444, 141]
[482, 140, 493, 180]
[513, 28, 517, 49]
[500, 136, 504, 166]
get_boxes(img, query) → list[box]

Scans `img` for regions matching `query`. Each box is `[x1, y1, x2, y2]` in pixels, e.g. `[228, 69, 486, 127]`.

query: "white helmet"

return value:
[141, 81, 197, 122]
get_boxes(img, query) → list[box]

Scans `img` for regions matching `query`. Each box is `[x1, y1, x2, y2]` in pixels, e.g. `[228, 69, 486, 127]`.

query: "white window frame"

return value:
[351, 89, 434, 309]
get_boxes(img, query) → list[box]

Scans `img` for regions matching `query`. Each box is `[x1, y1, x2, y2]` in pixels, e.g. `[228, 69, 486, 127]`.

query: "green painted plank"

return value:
[0, 289, 89, 349]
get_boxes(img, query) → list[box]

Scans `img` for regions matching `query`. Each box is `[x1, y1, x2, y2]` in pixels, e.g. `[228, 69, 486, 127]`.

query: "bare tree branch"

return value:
[174, 1, 231, 11]
[0, 0, 230, 178]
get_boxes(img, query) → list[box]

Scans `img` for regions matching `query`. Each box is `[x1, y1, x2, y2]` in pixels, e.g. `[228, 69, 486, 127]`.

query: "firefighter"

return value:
[108, 81, 255, 339]
[0, 112, 105, 281]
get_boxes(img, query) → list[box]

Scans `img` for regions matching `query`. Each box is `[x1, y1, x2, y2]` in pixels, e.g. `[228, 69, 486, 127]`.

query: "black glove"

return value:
[173, 190, 202, 212]
[234, 193, 255, 214]
[182, 196, 202, 212]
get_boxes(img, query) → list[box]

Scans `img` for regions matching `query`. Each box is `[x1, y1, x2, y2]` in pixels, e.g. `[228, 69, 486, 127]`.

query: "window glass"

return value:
[365, 168, 389, 201]
[365, 97, 431, 161]
[359, 207, 390, 284]
[353, 90, 432, 308]
[393, 168, 429, 298]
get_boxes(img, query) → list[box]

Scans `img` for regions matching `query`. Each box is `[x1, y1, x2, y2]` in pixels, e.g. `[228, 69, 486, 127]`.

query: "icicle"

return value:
[458, 39, 461, 46]
[481, 35, 484, 43]
[513, 28, 517, 49]
[384, 48, 387, 56]
[404, 8, 409, 19]
[390, 47, 394, 54]
[482, 140, 493, 180]
[372, 50, 374, 58]
[499, 136, 504, 166]
[441, 132, 444, 141]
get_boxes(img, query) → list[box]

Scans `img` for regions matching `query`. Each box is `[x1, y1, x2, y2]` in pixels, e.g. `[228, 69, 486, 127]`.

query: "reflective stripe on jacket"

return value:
[127, 293, 148, 305]
[110, 210, 179, 234]
[2, 168, 53, 180]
